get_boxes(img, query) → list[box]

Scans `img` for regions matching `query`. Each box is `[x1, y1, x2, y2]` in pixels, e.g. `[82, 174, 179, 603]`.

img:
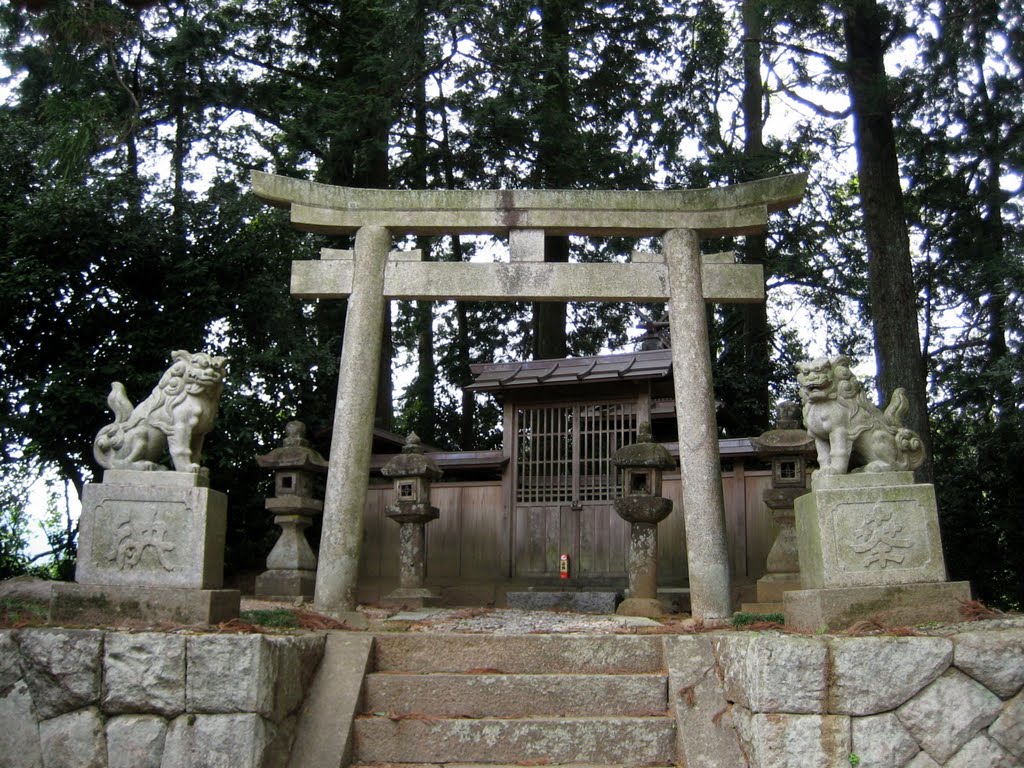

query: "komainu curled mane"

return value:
[796, 355, 924, 475]
[93, 350, 227, 473]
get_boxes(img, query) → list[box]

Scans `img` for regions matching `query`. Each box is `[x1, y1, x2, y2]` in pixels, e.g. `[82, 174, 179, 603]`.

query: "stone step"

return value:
[363, 672, 668, 718]
[372, 634, 665, 674]
[353, 764, 677, 768]
[352, 715, 677, 765]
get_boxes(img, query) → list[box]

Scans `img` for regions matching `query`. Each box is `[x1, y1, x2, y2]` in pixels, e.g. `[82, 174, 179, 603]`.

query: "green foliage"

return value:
[0, 598, 49, 626]
[240, 608, 299, 628]
[731, 611, 785, 628]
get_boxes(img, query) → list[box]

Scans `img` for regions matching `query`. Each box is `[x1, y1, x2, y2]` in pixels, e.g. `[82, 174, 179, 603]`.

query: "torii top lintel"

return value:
[251, 171, 807, 237]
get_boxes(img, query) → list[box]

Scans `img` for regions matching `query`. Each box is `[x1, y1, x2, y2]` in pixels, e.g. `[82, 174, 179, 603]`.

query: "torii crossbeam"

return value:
[253, 171, 807, 621]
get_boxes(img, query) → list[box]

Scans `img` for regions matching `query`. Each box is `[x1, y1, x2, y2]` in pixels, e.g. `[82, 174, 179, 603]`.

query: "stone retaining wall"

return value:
[670, 623, 1024, 767]
[0, 628, 325, 768]
[1, 624, 1021, 767]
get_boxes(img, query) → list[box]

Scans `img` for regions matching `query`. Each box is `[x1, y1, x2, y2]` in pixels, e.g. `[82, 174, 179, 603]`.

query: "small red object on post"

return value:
[559, 553, 570, 579]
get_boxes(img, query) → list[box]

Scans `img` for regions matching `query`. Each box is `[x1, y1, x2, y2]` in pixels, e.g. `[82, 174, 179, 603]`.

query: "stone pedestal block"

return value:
[77, 471, 227, 589]
[255, 569, 316, 600]
[795, 472, 947, 590]
[787, 472, 969, 631]
[61, 470, 238, 624]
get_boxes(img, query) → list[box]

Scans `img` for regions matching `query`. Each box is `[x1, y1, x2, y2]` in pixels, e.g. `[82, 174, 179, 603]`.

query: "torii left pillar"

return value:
[314, 225, 390, 613]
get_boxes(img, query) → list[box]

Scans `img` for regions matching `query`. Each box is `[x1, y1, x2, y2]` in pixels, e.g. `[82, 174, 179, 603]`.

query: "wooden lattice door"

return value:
[512, 400, 638, 579]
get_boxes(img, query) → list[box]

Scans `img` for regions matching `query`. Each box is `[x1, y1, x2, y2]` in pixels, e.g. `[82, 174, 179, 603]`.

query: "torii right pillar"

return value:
[665, 229, 733, 622]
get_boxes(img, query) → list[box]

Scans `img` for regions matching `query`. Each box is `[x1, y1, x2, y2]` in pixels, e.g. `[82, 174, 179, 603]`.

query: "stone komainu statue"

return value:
[796, 355, 925, 475]
[93, 350, 228, 473]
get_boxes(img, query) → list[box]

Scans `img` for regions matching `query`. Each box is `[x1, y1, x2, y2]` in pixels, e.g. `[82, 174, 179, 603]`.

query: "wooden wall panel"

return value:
[743, 471, 775, 581]
[658, 473, 688, 583]
[426, 486, 464, 580]
[359, 470, 782, 594]
[459, 484, 508, 579]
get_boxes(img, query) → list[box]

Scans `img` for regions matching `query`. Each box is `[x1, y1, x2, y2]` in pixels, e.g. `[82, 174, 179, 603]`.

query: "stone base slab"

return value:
[77, 479, 227, 589]
[380, 587, 442, 609]
[616, 597, 664, 617]
[49, 583, 240, 625]
[784, 581, 972, 631]
[755, 573, 801, 603]
[255, 569, 315, 600]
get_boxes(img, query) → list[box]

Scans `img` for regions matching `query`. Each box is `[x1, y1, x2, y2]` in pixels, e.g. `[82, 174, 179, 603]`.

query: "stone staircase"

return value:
[351, 634, 677, 767]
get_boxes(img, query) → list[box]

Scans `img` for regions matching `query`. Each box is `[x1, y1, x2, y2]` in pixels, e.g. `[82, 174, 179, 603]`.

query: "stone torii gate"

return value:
[253, 171, 807, 621]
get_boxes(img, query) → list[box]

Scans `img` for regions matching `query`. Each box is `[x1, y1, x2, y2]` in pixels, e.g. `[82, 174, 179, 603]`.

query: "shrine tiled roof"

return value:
[467, 348, 673, 392]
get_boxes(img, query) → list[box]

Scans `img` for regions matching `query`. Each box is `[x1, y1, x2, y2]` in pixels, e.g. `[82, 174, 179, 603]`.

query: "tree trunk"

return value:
[740, 0, 770, 431]
[842, 0, 933, 481]
[532, 0, 574, 360]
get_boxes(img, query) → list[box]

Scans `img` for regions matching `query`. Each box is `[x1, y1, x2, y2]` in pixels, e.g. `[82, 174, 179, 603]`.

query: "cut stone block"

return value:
[714, 633, 828, 714]
[784, 581, 972, 632]
[105, 714, 168, 768]
[795, 473, 948, 589]
[989, 689, 1024, 759]
[953, 627, 1024, 699]
[186, 634, 275, 716]
[39, 706, 106, 768]
[736, 713, 851, 768]
[829, 636, 952, 714]
[17, 628, 103, 720]
[755, 572, 801, 603]
[254, 569, 315, 600]
[372, 633, 664, 674]
[352, 715, 676, 765]
[286, 634, 372, 768]
[850, 712, 921, 768]
[0, 678, 42, 768]
[103, 632, 186, 716]
[904, 751, 941, 768]
[363, 672, 667, 717]
[76, 475, 227, 589]
[266, 634, 326, 722]
[665, 636, 746, 768]
[162, 713, 271, 768]
[943, 733, 1017, 768]
[897, 668, 1003, 763]
[0, 630, 22, 690]
[50, 583, 239, 625]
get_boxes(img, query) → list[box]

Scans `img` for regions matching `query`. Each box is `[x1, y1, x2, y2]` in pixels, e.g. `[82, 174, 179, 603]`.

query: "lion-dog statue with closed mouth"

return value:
[93, 350, 228, 473]
[796, 355, 924, 476]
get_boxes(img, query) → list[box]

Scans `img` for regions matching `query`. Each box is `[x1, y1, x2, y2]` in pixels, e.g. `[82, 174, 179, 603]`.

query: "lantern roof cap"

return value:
[256, 421, 329, 473]
[612, 422, 675, 469]
[382, 433, 443, 479]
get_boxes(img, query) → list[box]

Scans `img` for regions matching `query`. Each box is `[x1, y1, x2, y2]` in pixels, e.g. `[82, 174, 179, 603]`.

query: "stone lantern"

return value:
[744, 401, 815, 612]
[381, 433, 443, 607]
[612, 422, 676, 617]
[255, 421, 328, 600]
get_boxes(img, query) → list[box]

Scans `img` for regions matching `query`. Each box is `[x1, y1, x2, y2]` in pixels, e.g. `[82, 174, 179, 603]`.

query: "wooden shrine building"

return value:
[356, 348, 780, 607]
